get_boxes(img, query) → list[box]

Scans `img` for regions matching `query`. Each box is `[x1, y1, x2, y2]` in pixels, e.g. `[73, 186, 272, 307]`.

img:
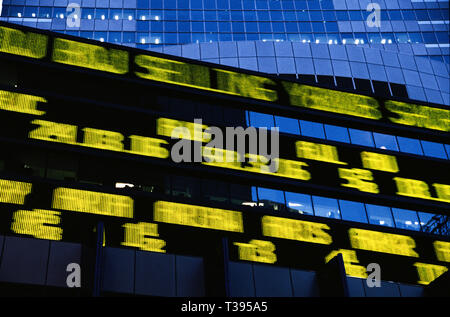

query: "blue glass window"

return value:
[257, 187, 286, 211]
[300, 120, 325, 139]
[309, 11, 323, 21]
[420, 141, 448, 159]
[335, 11, 349, 21]
[388, 10, 403, 20]
[397, 137, 423, 155]
[244, 10, 257, 21]
[339, 200, 368, 223]
[373, 133, 399, 151]
[348, 10, 362, 21]
[298, 22, 312, 32]
[325, 21, 338, 32]
[402, 10, 416, 20]
[274, 116, 300, 135]
[418, 212, 440, 233]
[392, 208, 421, 231]
[24, 6, 38, 18]
[312, 196, 341, 219]
[123, 32, 135, 43]
[324, 125, 350, 143]
[257, 11, 270, 21]
[270, 11, 283, 21]
[248, 111, 275, 128]
[204, 11, 217, 20]
[311, 22, 325, 32]
[365, 204, 395, 227]
[39, 7, 53, 18]
[285, 192, 314, 215]
[191, 10, 204, 21]
[349, 129, 375, 147]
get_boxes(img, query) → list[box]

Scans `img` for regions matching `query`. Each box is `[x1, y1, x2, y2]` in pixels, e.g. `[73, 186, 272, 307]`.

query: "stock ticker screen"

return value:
[0, 21, 449, 287]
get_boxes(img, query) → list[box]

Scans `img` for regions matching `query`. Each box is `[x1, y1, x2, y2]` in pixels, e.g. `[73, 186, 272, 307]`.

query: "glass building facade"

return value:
[0, 1, 449, 297]
[0, 0, 449, 107]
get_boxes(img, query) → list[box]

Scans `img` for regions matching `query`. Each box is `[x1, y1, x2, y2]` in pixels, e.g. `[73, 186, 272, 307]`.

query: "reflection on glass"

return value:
[300, 120, 325, 139]
[285, 192, 313, 215]
[366, 204, 394, 227]
[397, 136, 423, 155]
[373, 132, 399, 151]
[275, 116, 300, 135]
[349, 128, 375, 147]
[257, 187, 285, 211]
[248, 111, 275, 129]
[392, 208, 421, 231]
[339, 200, 368, 223]
[312, 196, 341, 219]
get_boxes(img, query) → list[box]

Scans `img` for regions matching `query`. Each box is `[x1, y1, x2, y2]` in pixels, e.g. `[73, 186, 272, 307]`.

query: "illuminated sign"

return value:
[0, 90, 448, 210]
[1, 22, 449, 136]
[0, 176, 448, 286]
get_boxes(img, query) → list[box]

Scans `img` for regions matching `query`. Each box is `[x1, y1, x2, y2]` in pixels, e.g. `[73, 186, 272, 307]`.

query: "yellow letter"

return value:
[135, 55, 210, 90]
[0, 179, 32, 205]
[82, 128, 124, 152]
[325, 249, 368, 279]
[122, 222, 166, 253]
[361, 151, 399, 173]
[413, 262, 448, 285]
[433, 183, 450, 203]
[296, 141, 347, 165]
[52, 38, 128, 74]
[434, 241, 450, 263]
[393, 177, 432, 200]
[349, 228, 419, 257]
[129, 135, 169, 158]
[385, 100, 450, 132]
[52, 187, 133, 218]
[0, 26, 47, 58]
[339, 168, 379, 193]
[215, 69, 277, 102]
[283, 82, 382, 120]
[11, 209, 62, 241]
[262, 215, 332, 244]
[29, 120, 77, 144]
[233, 240, 277, 264]
[0, 90, 46, 115]
[154, 201, 243, 233]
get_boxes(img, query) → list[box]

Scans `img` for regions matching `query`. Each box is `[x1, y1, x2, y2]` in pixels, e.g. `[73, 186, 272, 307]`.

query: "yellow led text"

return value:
[0, 179, 32, 205]
[282, 82, 382, 120]
[52, 187, 134, 218]
[52, 38, 128, 74]
[413, 262, 448, 285]
[153, 201, 243, 232]
[295, 141, 347, 165]
[233, 240, 277, 264]
[325, 249, 368, 279]
[262, 215, 333, 245]
[434, 241, 450, 263]
[338, 168, 379, 193]
[11, 209, 62, 241]
[361, 151, 399, 173]
[122, 222, 166, 253]
[393, 177, 450, 203]
[349, 228, 419, 257]
[0, 26, 47, 59]
[385, 100, 450, 133]
[0, 90, 46, 116]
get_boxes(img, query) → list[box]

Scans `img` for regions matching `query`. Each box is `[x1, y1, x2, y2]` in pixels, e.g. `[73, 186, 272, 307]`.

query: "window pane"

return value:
[312, 196, 341, 219]
[397, 136, 423, 155]
[285, 192, 313, 215]
[299, 120, 325, 139]
[417, 212, 441, 233]
[420, 140, 448, 159]
[339, 200, 368, 223]
[274, 116, 300, 135]
[201, 180, 229, 203]
[373, 132, 399, 151]
[248, 111, 275, 128]
[324, 124, 350, 143]
[392, 208, 421, 231]
[230, 184, 255, 205]
[349, 129, 375, 147]
[257, 187, 285, 211]
[171, 176, 199, 199]
[366, 204, 394, 227]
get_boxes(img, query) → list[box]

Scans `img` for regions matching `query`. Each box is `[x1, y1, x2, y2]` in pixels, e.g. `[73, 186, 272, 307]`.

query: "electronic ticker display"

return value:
[1, 22, 449, 140]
